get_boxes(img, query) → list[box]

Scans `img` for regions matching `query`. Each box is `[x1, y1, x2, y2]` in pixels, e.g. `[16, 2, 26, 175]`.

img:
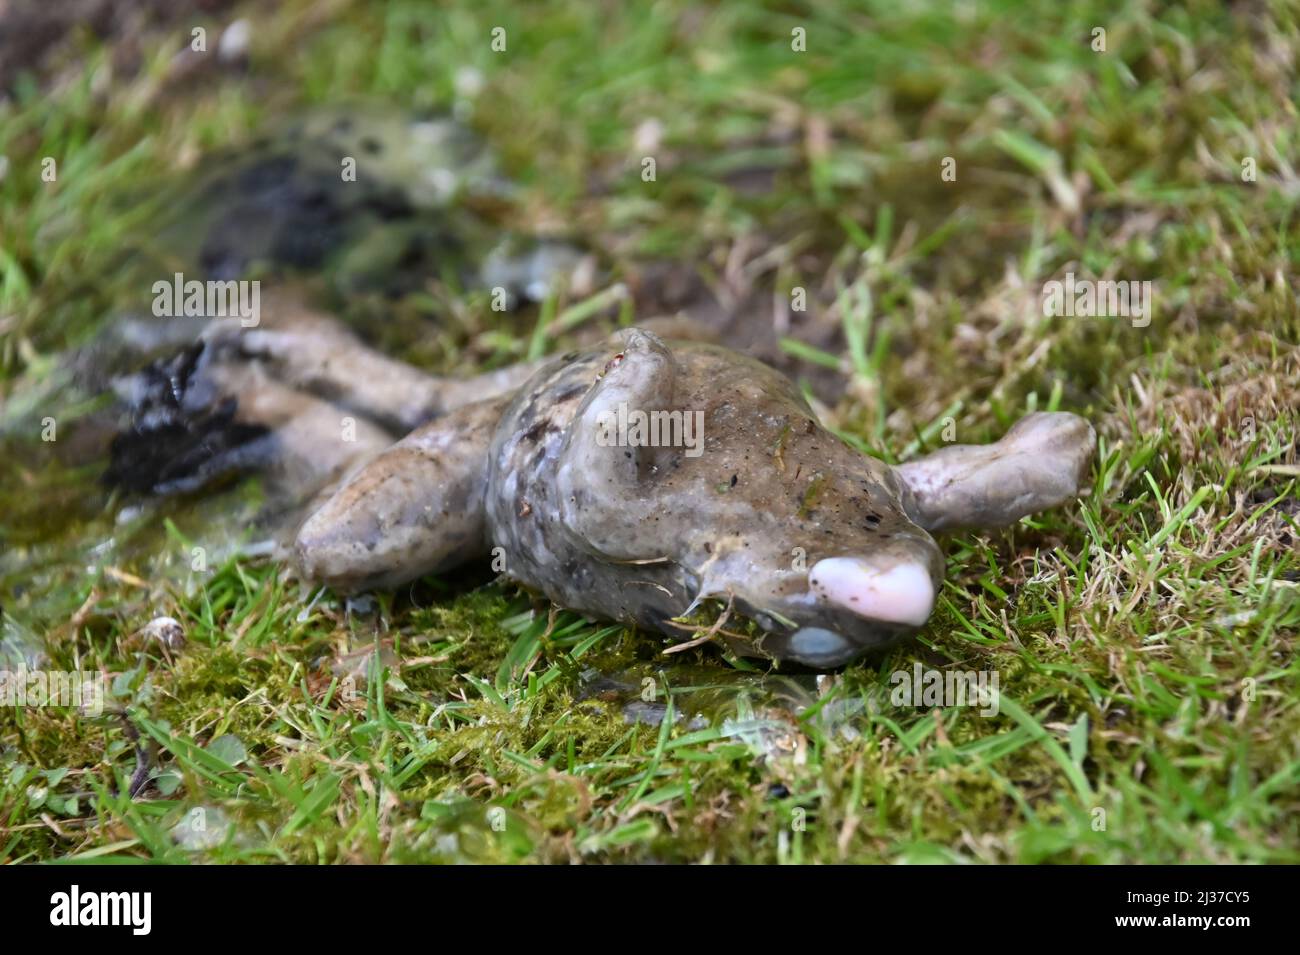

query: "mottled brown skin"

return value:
[481, 334, 943, 664]
[294, 393, 512, 591]
[896, 412, 1098, 532]
[291, 327, 1095, 667]
[120, 298, 1093, 667]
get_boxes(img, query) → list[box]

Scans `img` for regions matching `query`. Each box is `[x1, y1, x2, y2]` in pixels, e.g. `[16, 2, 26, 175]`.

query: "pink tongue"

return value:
[808, 557, 936, 627]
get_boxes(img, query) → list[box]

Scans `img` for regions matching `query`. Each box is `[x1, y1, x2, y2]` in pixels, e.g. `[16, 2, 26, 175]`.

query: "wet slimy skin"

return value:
[293, 327, 1096, 668]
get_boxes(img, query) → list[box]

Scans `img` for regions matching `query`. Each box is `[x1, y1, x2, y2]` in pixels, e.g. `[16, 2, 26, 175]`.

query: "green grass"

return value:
[1, 0, 1298, 863]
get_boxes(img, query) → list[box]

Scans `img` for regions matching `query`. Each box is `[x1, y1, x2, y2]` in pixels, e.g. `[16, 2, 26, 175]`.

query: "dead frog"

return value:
[243, 324, 1097, 668]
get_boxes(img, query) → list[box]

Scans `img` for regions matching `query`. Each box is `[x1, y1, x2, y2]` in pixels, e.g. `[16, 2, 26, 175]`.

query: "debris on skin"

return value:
[71, 105, 594, 526]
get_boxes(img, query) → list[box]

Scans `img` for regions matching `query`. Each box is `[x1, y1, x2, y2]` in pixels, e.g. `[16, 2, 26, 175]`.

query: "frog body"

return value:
[288, 326, 1095, 667]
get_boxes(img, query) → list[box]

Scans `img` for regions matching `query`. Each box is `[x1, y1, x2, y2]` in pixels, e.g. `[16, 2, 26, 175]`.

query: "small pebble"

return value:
[218, 20, 251, 64]
[140, 615, 186, 650]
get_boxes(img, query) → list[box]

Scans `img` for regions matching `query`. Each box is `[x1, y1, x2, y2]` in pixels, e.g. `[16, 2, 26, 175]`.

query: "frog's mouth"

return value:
[734, 549, 942, 669]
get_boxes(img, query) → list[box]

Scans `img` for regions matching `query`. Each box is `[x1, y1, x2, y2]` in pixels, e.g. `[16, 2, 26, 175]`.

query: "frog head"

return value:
[554, 329, 948, 667]
[554, 328, 1094, 667]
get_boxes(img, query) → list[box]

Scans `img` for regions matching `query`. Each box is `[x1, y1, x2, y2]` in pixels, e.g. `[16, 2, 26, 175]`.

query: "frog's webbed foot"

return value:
[896, 412, 1096, 532]
[292, 391, 512, 592]
[106, 341, 393, 498]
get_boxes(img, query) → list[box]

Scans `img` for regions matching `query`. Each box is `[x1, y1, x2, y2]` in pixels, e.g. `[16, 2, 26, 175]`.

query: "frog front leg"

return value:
[896, 412, 1096, 532]
[293, 391, 514, 592]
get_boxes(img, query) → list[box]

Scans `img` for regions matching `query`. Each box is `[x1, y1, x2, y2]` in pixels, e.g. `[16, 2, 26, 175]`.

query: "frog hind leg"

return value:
[292, 391, 513, 593]
[895, 412, 1096, 532]
[211, 292, 542, 432]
